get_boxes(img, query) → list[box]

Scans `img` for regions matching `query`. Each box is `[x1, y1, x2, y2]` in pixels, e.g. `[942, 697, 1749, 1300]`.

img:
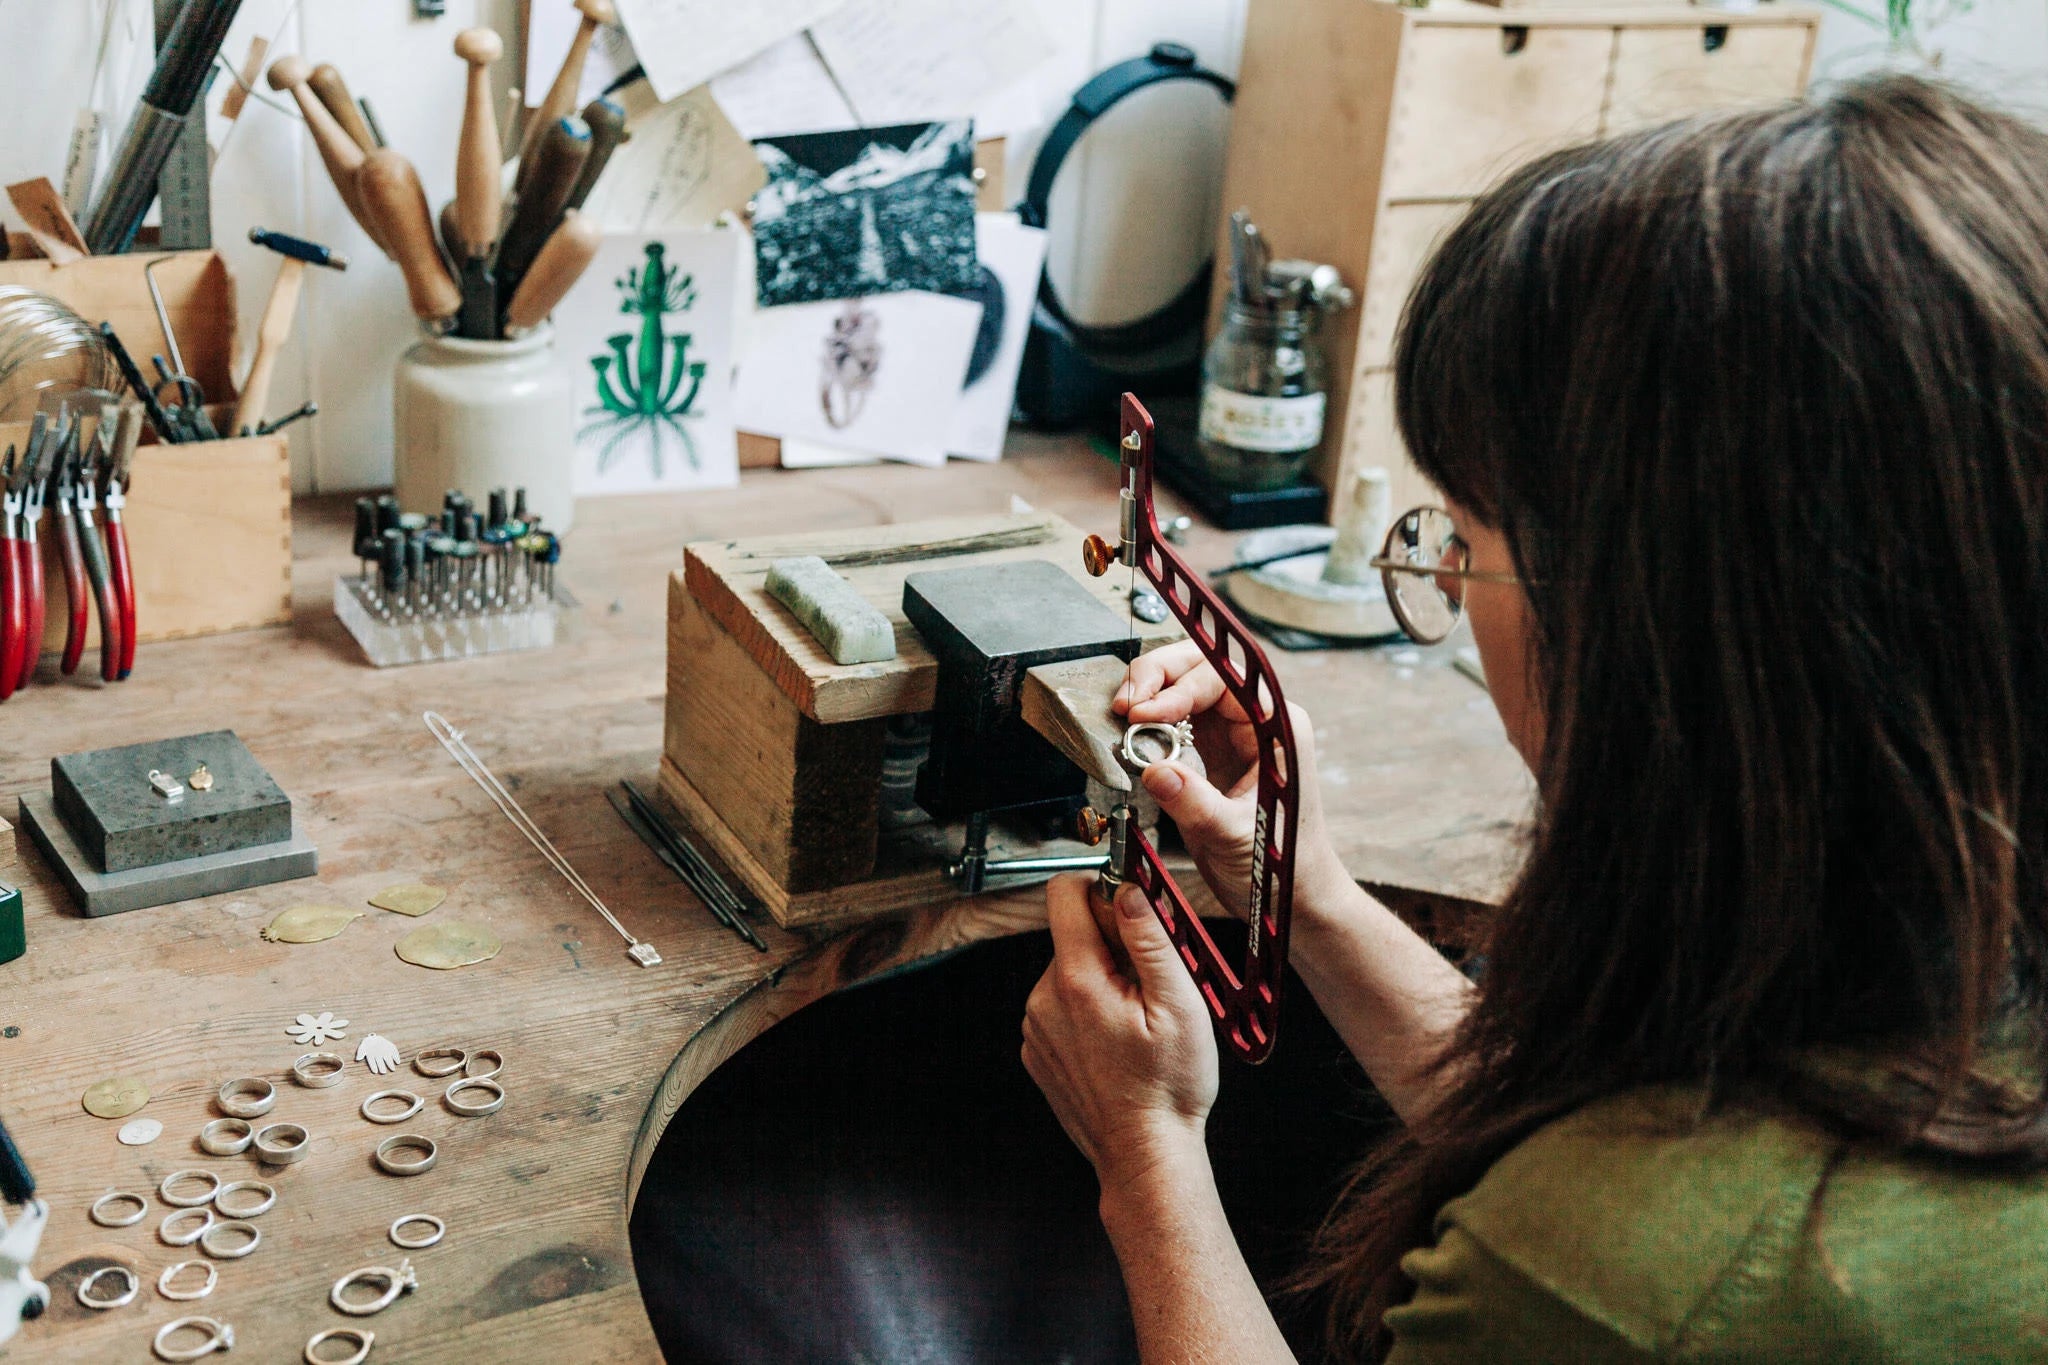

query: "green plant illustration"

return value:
[582, 241, 708, 475]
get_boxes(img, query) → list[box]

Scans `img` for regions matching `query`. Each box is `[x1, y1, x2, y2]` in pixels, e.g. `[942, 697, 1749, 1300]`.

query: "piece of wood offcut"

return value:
[1022, 655, 1134, 791]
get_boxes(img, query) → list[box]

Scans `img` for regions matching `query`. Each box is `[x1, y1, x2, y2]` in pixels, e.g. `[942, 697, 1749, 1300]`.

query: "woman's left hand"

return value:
[1022, 875, 1220, 1191]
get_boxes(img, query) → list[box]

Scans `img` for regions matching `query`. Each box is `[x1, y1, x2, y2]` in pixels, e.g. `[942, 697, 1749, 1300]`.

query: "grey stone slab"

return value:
[19, 793, 318, 918]
[52, 730, 292, 873]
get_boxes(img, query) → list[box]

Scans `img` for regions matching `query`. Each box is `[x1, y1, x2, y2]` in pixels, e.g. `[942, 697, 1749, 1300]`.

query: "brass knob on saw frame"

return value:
[1081, 534, 1115, 578]
[1073, 807, 1109, 847]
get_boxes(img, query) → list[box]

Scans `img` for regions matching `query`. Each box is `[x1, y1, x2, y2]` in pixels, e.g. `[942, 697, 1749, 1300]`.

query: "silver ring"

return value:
[76, 1263, 139, 1309]
[412, 1046, 465, 1078]
[443, 1076, 504, 1117]
[198, 1117, 253, 1156]
[305, 1326, 375, 1365]
[373, 1133, 437, 1177]
[1121, 720, 1193, 771]
[159, 1206, 215, 1247]
[292, 1051, 346, 1088]
[389, 1213, 445, 1249]
[200, 1219, 261, 1260]
[158, 1259, 218, 1301]
[216, 1077, 276, 1118]
[253, 1121, 310, 1164]
[159, 1169, 222, 1207]
[330, 1257, 418, 1316]
[214, 1179, 277, 1218]
[90, 1190, 148, 1227]
[154, 1314, 234, 1361]
[461, 1048, 503, 1080]
[360, 1089, 424, 1124]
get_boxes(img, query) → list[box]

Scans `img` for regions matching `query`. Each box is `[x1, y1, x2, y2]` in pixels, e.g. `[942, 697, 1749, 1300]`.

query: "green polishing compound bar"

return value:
[0, 883, 21, 967]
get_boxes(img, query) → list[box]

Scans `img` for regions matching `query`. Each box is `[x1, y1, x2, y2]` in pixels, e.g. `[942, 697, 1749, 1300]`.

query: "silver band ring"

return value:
[213, 1179, 277, 1218]
[159, 1206, 215, 1247]
[159, 1170, 222, 1207]
[305, 1326, 375, 1365]
[200, 1219, 261, 1260]
[443, 1077, 505, 1117]
[292, 1051, 346, 1088]
[373, 1133, 437, 1177]
[412, 1046, 465, 1078]
[361, 1089, 424, 1124]
[76, 1263, 139, 1309]
[330, 1258, 418, 1316]
[461, 1049, 503, 1080]
[216, 1077, 276, 1118]
[198, 1117, 253, 1156]
[158, 1259, 218, 1302]
[253, 1122, 310, 1164]
[1121, 720, 1192, 771]
[154, 1314, 234, 1361]
[389, 1213, 445, 1249]
[90, 1190, 148, 1227]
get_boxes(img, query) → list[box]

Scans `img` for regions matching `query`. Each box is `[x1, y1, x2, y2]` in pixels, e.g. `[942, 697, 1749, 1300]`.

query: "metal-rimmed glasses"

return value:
[1369, 505, 1522, 644]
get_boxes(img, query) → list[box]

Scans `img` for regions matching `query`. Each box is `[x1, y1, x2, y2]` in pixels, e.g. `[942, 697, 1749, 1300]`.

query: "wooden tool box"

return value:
[663, 511, 1179, 928]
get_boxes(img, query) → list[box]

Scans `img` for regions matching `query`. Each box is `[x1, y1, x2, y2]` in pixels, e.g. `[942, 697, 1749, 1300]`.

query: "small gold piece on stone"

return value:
[188, 764, 213, 792]
[262, 905, 363, 944]
[369, 884, 447, 918]
[83, 1076, 150, 1119]
[395, 922, 502, 971]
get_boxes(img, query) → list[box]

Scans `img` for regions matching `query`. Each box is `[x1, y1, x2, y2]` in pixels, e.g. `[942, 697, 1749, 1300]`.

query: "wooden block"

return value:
[736, 430, 781, 468]
[1022, 655, 1134, 791]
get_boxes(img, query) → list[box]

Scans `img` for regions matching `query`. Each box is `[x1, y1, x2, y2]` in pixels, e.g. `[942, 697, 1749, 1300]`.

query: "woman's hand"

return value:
[1022, 875, 1219, 1191]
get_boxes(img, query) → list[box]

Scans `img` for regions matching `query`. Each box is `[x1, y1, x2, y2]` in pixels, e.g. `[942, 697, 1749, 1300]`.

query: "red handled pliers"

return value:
[102, 405, 139, 680]
[71, 421, 123, 685]
[48, 421, 87, 676]
[0, 412, 58, 700]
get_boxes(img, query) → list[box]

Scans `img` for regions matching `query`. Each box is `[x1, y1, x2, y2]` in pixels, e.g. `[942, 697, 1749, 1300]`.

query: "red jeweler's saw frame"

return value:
[1084, 393, 1300, 1064]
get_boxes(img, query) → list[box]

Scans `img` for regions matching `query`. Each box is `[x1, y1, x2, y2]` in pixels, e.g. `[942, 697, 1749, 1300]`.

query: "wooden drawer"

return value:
[1383, 24, 1612, 199]
[1358, 200, 1471, 369]
[1604, 22, 1811, 131]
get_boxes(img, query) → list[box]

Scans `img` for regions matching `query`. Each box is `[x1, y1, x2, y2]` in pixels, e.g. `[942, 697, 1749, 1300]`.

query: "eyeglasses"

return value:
[1370, 505, 1522, 645]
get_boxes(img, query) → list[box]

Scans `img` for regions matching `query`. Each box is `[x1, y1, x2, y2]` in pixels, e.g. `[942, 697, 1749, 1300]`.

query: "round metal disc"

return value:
[369, 884, 447, 918]
[395, 922, 502, 971]
[82, 1076, 150, 1120]
[261, 904, 364, 944]
[117, 1117, 164, 1146]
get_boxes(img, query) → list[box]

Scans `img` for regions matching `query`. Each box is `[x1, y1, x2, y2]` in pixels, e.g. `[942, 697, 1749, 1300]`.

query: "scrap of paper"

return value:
[806, 0, 1055, 126]
[708, 33, 856, 141]
[948, 213, 1049, 462]
[576, 79, 766, 233]
[612, 0, 846, 103]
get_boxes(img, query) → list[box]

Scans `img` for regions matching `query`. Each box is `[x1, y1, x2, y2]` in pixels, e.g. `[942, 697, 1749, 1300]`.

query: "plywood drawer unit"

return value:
[1215, 0, 1819, 512]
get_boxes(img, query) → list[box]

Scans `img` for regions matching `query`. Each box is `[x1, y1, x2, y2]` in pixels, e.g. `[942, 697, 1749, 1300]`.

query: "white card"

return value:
[807, 0, 1055, 127]
[612, 0, 846, 104]
[948, 213, 1048, 462]
[778, 437, 882, 468]
[709, 34, 857, 142]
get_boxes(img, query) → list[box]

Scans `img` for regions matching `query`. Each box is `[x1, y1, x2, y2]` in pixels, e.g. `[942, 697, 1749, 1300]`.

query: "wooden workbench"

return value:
[0, 435, 1531, 1362]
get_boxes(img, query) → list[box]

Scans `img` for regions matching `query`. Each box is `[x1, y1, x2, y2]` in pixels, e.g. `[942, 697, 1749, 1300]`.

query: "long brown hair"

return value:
[1304, 74, 2048, 1357]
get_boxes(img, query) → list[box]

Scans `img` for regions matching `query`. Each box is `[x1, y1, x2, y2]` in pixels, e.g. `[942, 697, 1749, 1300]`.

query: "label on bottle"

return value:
[1198, 387, 1327, 454]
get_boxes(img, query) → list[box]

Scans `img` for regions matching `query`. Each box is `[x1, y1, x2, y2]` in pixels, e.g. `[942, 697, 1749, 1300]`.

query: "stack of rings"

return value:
[360, 1089, 424, 1124]
[76, 1264, 139, 1309]
[305, 1326, 374, 1365]
[443, 1077, 504, 1117]
[253, 1121, 310, 1164]
[199, 1118, 253, 1156]
[153, 1314, 233, 1361]
[291, 1051, 346, 1087]
[215, 1078, 275, 1118]
[158, 1260, 218, 1302]
[373, 1133, 436, 1177]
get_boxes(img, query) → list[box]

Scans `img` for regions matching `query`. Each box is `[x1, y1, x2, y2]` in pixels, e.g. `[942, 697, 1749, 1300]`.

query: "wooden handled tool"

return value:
[307, 63, 377, 152]
[452, 28, 504, 260]
[357, 150, 462, 326]
[562, 95, 628, 215]
[504, 210, 600, 333]
[496, 115, 590, 305]
[267, 55, 384, 251]
[234, 228, 350, 435]
[517, 0, 614, 196]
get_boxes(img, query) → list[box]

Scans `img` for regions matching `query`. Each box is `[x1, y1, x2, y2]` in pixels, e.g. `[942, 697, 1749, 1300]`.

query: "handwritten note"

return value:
[806, 0, 1054, 126]
[708, 34, 855, 141]
[612, 0, 846, 103]
[577, 80, 766, 233]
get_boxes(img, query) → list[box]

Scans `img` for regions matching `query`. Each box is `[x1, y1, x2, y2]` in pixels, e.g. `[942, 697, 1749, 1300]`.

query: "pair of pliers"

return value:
[71, 419, 123, 685]
[102, 406, 139, 680]
[12, 415, 61, 693]
[0, 412, 58, 699]
[47, 423, 87, 675]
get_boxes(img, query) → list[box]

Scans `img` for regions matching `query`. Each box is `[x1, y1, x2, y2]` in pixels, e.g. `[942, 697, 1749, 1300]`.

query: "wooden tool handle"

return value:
[308, 63, 376, 152]
[453, 28, 504, 259]
[504, 210, 600, 332]
[233, 255, 306, 435]
[496, 115, 590, 301]
[358, 149, 462, 324]
[268, 56, 384, 251]
[517, 0, 614, 194]
[563, 95, 628, 214]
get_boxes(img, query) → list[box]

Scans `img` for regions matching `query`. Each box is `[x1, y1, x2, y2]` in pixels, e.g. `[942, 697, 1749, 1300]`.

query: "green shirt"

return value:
[1383, 1085, 2048, 1362]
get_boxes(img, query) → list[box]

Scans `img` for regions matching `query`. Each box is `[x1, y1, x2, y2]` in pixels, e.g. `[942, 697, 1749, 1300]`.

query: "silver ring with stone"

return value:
[216, 1077, 276, 1118]
[90, 1190, 148, 1227]
[198, 1117, 253, 1156]
[361, 1089, 424, 1124]
[159, 1206, 215, 1247]
[389, 1213, 445, 1249]
[76, 1263, 139, 1309]
[252, 1121, 310, 1164]
[1120, 720, 1193, 771]
[153, 1314, 234, 1361]
[373, 1133, 436, 1177]
[158, 1259, 218, 1302]
[305, 1327, 375, 1365]
[412, 1046, 465, 1078]
[461, 1048, 502, 1080]
[443, 1077, 504, 1117]
[200, 1219, 261, 1260]
[292, 1051, 346, 1088]
[213, 1179, 276, 1219]
[159, 1170, 222, 1208]
[330, 1257, 418, 1316]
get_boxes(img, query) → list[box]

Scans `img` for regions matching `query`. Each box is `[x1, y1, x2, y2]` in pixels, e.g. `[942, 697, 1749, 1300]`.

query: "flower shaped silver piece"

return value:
[287, 1011, 348, 1046]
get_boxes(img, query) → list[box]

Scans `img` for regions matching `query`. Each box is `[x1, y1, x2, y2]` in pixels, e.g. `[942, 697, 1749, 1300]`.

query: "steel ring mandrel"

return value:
[154, 1314, 234, 1362]
[198, 1117, 253, 1156]
[216, 1076, 276, 1118]
[373, 1133, 437, 1177]
[306, 1327, 375, 1365]
[76, 1263, 140, 1309]
[330, 1257, 418, 1316]
[90, 1189, 148, 1227]
[443, 1076, 504, 1117]
[252, 1121, 311, 1165]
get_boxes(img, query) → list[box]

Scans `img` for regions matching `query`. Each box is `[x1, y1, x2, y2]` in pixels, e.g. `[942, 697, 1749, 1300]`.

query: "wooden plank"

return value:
[1021, 655, 1134, 791]
[1356, 200, 1471, 371]
[1408, 0, 1821, 26]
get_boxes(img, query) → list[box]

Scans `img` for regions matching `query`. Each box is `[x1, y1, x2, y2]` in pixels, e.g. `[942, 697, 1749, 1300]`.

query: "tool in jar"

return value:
[1079, 393, 1302, 1064]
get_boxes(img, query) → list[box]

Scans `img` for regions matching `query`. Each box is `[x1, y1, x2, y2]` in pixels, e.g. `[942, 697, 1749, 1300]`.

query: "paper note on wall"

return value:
[577, 80, 766, 233]
[806, 0, 1055, 126]
[612, 0, 846, 104]
[708, 34, 856, 141]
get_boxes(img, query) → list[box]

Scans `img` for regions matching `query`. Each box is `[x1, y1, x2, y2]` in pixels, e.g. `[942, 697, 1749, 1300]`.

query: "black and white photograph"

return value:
[750, 119, 980, 308]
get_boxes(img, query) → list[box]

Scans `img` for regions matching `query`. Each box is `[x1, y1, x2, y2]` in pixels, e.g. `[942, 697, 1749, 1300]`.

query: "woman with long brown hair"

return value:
[1020, 74, 2048, 1360]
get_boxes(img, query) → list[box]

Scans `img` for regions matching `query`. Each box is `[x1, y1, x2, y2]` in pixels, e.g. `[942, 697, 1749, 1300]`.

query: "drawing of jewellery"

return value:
[292, 1051, 346, 1087]
[158, 1260, 218, 1302]
[153, 1314, 233, 1361]
[389, 1213, 445, 1249]
[76, 1264, 139, 1309]
[330, 1257, 418, 1316]
[253, 1121, 310, 1164]
[90, 1190, 148, 1227]
[413, 1046, 465, 1078]
[213, 1179, 276, 1219]
[374, 1133, 437, 1176]
[199, 1117, 253, 1156]
[216, 1077, 276, 1118]
[159, 1206, 214, 1247]
[818, 301, 880, 429]
[305, 1327, 374, 1365]
[443, 1077, 504, 1117]
[361, 1089, 424, 1124]
[159, 1170, 221, 1207]
[1121, 720, 1196, 771]
[462, 1048, 503, 1080]
[200, 1220, 260, 1260]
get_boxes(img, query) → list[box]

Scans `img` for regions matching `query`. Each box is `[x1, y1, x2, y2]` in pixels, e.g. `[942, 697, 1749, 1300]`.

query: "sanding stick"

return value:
[766, 556, 897, 665]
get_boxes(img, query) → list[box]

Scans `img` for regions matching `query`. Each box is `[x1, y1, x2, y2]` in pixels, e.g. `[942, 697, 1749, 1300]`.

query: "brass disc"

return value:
[369, 884, 447, 918]
[261, 904, 364, 944]
[82, 1076, 150, 1120]
[395, 922, 502, 971]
